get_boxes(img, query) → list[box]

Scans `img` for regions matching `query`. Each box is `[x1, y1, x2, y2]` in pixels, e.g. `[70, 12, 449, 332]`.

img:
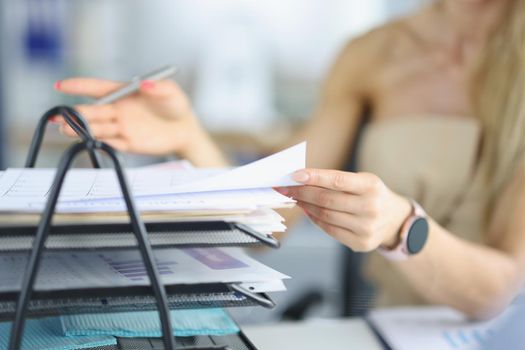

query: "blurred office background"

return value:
[0, 0, 427, 324]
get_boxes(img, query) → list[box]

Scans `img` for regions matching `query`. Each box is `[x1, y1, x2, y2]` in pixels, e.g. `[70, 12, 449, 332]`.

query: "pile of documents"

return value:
[0, 142, 306, 299]
[0, 142, 305, 231]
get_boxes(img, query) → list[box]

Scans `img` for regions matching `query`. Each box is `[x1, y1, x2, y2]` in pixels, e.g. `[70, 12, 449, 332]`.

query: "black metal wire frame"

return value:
[230, 284, 276, 309]
[24, 105, 103, 168]
[9, 140, 175, 350]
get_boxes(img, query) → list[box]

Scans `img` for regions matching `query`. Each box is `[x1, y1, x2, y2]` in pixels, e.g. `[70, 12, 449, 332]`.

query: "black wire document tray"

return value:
[0, 221, 280, 252]
[4, 107, 285, 349]
[92, 332, 258, 350]
[0, 283, 275, 321]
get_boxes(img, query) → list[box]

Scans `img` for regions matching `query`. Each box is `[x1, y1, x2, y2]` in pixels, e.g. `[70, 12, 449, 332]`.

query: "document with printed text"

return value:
[0, 142, 305, 214]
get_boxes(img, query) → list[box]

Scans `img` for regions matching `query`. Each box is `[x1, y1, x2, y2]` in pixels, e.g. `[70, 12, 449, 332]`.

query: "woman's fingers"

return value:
[304, 207, 379, 252]
[55, 78, 125, 98]
[139, 79, 184, 99]
[292, 168, 381, 194]
[305, 215, 371, 252]
[56, 121, 129, 151]
[75, 104, 117, 123]
[57, 104, 119, 138]
[51, 105, 116, 130]
[58, 123, 78, 137]
[284, 185, 363, 214]
[56, 77, 183, 101]
[99, 138, 129, 152]
[88, 122, 122, 139]
[298, 201, 363, 234]
[59, 121, 121, 139]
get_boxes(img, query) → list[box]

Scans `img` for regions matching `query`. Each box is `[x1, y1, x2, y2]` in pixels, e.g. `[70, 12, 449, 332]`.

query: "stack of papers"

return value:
[0, 143, 306, 236]
[0, 142, 307, 316]
[0, 247, 289, 294]
[0, 144, 305, 298]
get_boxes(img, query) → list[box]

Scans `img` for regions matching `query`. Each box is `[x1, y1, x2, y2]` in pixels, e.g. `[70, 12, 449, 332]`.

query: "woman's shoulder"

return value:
[336, 15, 425, 72]
[329, 16, 424, 95]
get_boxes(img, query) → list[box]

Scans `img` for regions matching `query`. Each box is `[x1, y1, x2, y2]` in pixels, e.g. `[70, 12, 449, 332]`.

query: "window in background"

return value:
[1, 0, 426, 166]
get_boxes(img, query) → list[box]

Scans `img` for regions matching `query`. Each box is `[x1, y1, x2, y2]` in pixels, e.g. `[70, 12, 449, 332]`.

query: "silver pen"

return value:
[94, 65, 178, 105]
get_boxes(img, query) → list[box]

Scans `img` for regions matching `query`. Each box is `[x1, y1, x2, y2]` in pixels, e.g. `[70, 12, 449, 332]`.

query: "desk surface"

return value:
[243, 318, 383, 350]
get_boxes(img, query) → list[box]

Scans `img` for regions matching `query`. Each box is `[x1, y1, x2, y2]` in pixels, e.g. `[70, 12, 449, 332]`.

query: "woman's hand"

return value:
[277, 169, 412, 252]
[54, 78, 206, 156]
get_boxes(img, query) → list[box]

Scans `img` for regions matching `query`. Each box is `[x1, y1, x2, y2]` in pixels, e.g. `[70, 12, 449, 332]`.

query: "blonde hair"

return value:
[472, 0, 525, 210]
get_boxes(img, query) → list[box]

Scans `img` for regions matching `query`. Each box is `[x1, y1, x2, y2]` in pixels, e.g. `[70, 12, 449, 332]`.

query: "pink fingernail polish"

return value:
[53, 81, 62, 90]
[140, 80, 155, 90]
[292, 170, 310, 183]
[275, 187, 289, 195]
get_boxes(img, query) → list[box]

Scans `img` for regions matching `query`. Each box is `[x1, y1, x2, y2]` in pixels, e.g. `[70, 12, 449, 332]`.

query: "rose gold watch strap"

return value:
[378, 199, 426, 261]
[412, 199, 426, 217]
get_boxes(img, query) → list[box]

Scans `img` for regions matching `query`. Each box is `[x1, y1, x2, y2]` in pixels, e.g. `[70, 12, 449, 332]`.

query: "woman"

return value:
[54, 0, 525, 319]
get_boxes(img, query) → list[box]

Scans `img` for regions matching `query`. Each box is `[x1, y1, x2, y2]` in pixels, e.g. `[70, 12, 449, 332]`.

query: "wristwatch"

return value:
[378, 199, 429, 261]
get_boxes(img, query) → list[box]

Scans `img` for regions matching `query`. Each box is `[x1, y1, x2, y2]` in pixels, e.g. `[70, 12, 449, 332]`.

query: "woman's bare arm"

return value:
[393, 168, 525, 319]
[281, 164, 525, 319]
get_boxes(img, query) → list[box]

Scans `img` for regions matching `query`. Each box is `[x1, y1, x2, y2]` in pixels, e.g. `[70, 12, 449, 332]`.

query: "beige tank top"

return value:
[357, 116, 488, 306]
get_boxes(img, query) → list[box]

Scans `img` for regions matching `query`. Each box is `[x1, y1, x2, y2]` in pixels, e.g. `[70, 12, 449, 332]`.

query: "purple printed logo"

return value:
[184, 248, 248, 270]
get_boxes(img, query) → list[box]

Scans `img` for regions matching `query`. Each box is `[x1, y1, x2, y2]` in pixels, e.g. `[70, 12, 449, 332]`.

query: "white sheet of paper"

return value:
[57, 188, 294, 213]
[0, 142, 304, 213]
[71, 141, 306, 199]
[0, 248, 289, 292]
[0, 188, 293, 214]
[150, 141, 306, 196]
[368, 306, 517, 350]
[0, 167, 223, 201]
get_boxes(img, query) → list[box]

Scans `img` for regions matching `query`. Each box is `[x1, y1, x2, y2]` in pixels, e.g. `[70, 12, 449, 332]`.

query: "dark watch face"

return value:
[407, 217, 429, 254]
